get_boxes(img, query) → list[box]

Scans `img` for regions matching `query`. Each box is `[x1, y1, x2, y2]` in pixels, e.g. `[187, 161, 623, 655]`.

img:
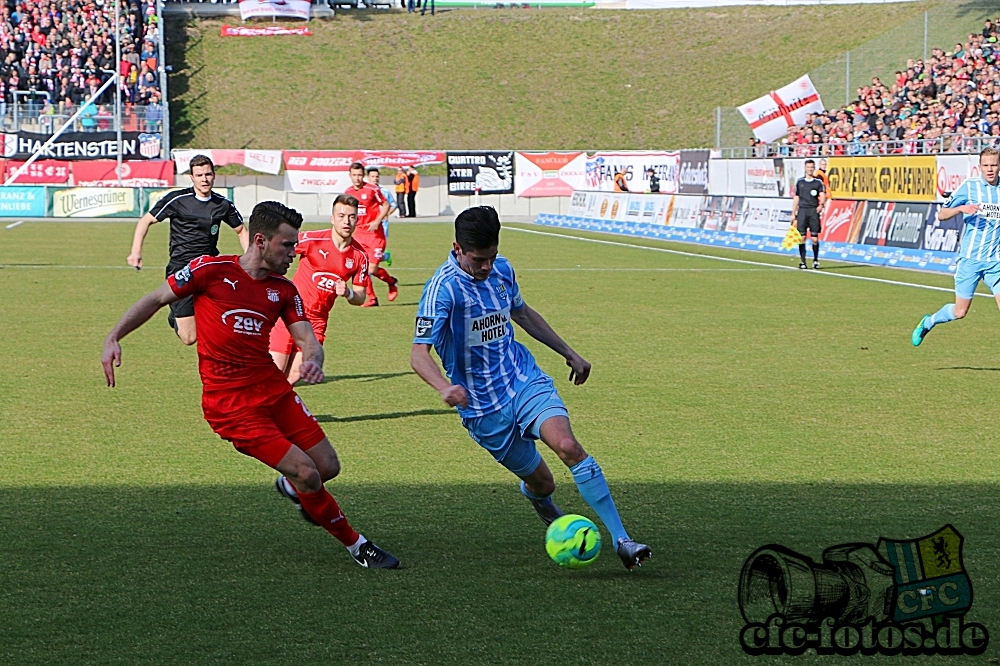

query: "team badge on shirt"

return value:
[173, 265, 192, 287]
[415, 317, 434, 338]
[266, 288, 280, 303]
[346, 259, 354, 269]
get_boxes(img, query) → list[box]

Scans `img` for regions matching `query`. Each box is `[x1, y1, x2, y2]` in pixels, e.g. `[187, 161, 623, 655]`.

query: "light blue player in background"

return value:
[410, 206, 651, 570]
[913, 147, 1000, 346]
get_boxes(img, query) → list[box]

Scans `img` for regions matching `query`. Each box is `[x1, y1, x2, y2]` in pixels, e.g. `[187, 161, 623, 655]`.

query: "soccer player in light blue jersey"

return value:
[912, 148, 1000, 346]
[410, 207, 651, 570]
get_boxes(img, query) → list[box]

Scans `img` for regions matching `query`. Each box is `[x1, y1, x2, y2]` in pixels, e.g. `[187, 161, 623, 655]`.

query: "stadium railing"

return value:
[719, 134, 998, 159]
[0, 103, 165, 136]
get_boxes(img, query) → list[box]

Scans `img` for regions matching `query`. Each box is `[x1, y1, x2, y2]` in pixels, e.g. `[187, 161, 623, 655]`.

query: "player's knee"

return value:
[178, 330, 197, 345]
[553, 437, 586, 466]
[292, 464, 322, 493]
[954, 306, 969, 319]
[323, 456, 341, 481]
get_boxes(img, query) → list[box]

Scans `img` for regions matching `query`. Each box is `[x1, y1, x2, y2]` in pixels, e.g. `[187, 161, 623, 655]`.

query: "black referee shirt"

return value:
[794, 177, 824, 208]
[149, 188, 244, 264]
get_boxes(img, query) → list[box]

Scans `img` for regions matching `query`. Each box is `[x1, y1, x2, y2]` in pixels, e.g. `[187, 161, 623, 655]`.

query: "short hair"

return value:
[805, 159, 815, 166]
[981, 147, 999, 161]
[189, 154, 214, 172]
[455, 206, 501, 251]
[366, 166, 380, 175]
[349, 161, 365, 172]
[248, 201, 302, 239]
[333, 194, 359, 211]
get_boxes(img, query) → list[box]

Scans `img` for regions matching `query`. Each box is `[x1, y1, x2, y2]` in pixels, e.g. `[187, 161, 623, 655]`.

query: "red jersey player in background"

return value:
[102, 201, 399, 569]
[269, 194, 370, 384]
[345, 161, 397, 307]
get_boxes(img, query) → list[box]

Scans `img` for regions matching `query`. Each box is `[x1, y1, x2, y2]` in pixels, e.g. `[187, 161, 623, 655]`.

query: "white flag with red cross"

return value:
[738, 75, 825, 143]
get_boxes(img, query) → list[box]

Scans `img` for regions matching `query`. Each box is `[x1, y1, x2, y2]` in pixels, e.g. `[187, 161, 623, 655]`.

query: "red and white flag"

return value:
[738, 75, 824, 143]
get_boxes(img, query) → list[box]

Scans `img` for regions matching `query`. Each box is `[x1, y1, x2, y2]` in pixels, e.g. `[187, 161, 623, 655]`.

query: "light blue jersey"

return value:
[414, 252, 539, 418]
[948, 176, 1000, 261]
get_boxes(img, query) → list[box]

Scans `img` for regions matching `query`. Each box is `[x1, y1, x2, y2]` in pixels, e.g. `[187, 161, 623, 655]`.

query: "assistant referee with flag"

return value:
[791, 159, 827, 269]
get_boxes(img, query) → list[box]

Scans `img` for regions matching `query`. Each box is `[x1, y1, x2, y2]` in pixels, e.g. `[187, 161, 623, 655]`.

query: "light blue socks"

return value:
[569, 455, 628, 544]
[927, 303, 957, 330]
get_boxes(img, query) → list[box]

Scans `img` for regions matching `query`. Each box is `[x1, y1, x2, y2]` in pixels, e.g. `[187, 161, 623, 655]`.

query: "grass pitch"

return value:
[166, 2, 933, 151]
[3, 220, 1000, 664]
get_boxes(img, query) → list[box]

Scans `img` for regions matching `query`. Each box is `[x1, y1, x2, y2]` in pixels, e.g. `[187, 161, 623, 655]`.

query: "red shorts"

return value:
[355, 235, 387, 263]
[202, 389, 326, 468]
[268, 312, 329, 355]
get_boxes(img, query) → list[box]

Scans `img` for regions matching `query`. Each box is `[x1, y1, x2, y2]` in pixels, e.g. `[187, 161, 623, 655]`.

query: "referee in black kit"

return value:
[126, 154, 247, 344]
[791, 159, 827, 270]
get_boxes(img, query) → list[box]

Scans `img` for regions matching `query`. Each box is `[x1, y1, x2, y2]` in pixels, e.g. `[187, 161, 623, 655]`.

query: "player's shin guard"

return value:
[812, 241, 820, 262]
[569, 455, 628, 545]
[798, 243, 807, 264]
[929, 303, 957, 329]
[297, 486, 361, 546]
[373, 266, 396, 285]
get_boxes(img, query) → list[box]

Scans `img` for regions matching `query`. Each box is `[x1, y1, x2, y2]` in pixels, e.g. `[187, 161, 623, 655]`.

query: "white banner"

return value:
[514, 152, 587, 197]
[668, 195, 703, 228]
[239, 0, 310, 20]
[584, 151, 680, 193]
[284, 170, 353, 194]
[173, 149, 282, 175]
[936, 155, 979, 200]
[737, 197, 792, 237]
[738, 75, 825, 143]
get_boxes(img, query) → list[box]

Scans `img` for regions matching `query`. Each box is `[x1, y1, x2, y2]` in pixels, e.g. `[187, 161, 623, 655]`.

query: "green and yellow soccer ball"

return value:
[545, 514, 602, 568]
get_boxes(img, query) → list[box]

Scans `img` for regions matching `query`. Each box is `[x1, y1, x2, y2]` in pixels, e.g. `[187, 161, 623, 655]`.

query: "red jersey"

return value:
[168, 255, 307, 400]
[345, 182, 386, 243]
[291, 229, 371, 317]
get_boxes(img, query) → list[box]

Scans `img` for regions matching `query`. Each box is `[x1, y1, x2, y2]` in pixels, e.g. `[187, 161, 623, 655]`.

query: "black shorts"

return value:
[796, 208, 821, 237]
[166, 260, 195, 319]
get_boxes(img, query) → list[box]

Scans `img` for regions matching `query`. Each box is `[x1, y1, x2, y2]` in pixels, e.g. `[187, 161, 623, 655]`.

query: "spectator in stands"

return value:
[79, 92, 97, 131]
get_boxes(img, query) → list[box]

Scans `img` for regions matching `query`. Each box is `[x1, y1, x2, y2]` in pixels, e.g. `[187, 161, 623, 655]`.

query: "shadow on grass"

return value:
[938, 366, 1000, 372]
[319, 371, 414, 384]
[1, 482, 997, 664]
[315, 408, 452, 423]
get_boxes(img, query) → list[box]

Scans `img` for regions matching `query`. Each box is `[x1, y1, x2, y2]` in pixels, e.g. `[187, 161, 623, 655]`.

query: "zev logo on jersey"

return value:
[468, 308, 510, 347]
[222, 308, 269, 336]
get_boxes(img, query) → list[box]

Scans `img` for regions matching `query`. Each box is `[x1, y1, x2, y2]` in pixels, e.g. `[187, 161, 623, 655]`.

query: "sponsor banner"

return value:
[921, 204, 960, 253]
[827, 155, 937, 202]
[238, 0, 311, 20]
[738, 197, 792, 237]
[5, 159, 69, 184]
[283, 150, 444, 172]
[2, 131, 162, 160]
[678, 150, 709, 195]
[855, 201, 929, 248]
[584, 151, 680, 194]
[667, 194, 704, 228]
[738, 74, 824, 143]
[220, 24, 312, 37]
[0, 185, 46, 216]
[284, 169, 353, 194]
[142, 187, 183, 214]
[744, 159, 792, 197]
[48, 187, 140, 218]
[362, 150, 445, 169]
[72, 160, 174, 187]
[446, 151, 514, 195]
[536, 213, 960, 275]
[174, 149, 282, 175]
[818, 199, 860, 242]
[936, 155, 979, 200]
[514, 152, 586, 197]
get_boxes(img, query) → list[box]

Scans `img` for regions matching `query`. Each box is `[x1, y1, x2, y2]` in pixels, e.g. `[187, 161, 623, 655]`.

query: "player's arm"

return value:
[102, 281, 179, 386]
[126, 212, 158, 269]
[939, 185, 976, 220]
[791, 193, 799, 219]
[411, 343, 468, 407]
[510, 304, 591, 385]
[335, 278, 367, 306]
[234, 224, 249, 252]
[368, 190, 389, 232]
[288, 320, 325, 385]
[818, 189, 827, 214]
[226, 203, 249, 251]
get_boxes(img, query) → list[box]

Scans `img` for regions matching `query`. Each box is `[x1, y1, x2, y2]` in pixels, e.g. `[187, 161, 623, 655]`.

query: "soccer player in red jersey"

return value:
[269, 194, 371, 384]
[344, 162, 398, 307]
[101, 201, 399, 569]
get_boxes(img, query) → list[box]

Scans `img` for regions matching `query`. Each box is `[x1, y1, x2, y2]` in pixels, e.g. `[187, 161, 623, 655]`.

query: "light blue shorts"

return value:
[461, 372, 568, 477]
[954, 259, 1000, 299]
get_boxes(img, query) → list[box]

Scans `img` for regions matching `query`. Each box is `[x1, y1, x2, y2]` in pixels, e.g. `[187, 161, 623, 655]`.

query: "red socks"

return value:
[373, 267, 396, 285]
[297, 486, 360, 546]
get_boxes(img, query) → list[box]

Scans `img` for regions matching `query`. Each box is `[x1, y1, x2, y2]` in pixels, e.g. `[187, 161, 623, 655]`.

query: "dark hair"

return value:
[333, 193, 359, 211]
[455, 206, 500, 251]
[366, 166, 380, 175]
[248, 201, 302, 239]
[349, 161, 365, 172]
[805, 159, 816, 166]
[189, 154, 214, 172]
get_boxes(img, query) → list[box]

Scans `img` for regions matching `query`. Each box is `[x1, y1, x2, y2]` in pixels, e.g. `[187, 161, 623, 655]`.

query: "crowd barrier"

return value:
[0, 186, 231, 218]
[533, 190, 961, 274]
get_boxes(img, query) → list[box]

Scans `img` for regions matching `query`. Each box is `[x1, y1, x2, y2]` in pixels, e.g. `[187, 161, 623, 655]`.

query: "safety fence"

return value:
[0, 185, 229, 218]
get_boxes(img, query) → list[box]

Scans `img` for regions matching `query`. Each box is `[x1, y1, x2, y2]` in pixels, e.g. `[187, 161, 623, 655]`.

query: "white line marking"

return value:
[5, 220, 25, 229]
[506, 226, 988, 299]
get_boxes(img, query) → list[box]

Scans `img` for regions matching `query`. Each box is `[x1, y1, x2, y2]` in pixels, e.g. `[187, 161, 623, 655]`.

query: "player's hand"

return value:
[439, 384, 468, 408]
[298, 360, 324, 385]
[367, 220, 382, 232]
[566, 352, 591, 385]
[102, 337, 122, 387]
[126, 252, 142, 270]
[959, 204, 980, 215]
[334, 279, 348, 297]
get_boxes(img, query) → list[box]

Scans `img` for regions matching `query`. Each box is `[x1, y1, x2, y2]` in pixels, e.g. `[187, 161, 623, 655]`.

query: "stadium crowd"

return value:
[765, 18, 1000, 156]
[0, 0, 162, 129]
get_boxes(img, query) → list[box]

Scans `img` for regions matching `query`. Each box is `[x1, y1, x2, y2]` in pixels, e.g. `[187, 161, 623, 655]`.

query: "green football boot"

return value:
[911, 315, 932, 347]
